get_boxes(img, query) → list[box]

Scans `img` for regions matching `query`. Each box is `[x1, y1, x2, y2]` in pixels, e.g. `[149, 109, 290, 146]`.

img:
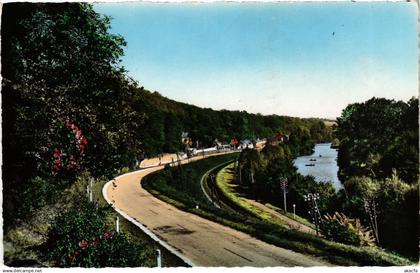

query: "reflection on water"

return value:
[293, 143, 342, 191]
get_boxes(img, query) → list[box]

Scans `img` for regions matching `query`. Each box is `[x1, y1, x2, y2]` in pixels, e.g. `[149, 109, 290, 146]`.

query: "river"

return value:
[293, 143, 342, 191]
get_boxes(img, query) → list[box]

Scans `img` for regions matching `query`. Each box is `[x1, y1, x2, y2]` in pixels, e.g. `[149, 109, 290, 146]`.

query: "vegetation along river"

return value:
[293, 143, 342, 191]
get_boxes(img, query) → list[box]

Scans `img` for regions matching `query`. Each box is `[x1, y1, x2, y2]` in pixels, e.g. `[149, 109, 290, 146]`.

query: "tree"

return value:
[336, 97, 418, 184]
[335, 97, 418, 258]
[2, 3, 145, 226]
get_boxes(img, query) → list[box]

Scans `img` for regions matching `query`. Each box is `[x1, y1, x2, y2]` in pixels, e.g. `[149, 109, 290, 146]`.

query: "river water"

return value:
[293, 143, 342, 191]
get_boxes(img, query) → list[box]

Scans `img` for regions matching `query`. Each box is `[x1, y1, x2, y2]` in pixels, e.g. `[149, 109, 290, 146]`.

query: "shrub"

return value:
[321, 212, 376, 247]
[45, 202, 145, 267]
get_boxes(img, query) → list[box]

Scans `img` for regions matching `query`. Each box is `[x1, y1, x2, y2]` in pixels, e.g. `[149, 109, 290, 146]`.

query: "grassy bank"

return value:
[215, 163, 314, 228]
[143, 155, 414, 266]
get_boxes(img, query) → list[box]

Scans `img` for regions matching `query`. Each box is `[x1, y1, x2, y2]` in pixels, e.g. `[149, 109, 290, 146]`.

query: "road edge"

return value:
[200, 161, 232, 209]
[102, 169, 195, 267]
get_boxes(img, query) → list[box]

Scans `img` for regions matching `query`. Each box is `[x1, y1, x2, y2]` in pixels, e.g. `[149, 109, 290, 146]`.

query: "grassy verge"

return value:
[143, 155, 414, 266]
[264, 203, 315, 229]
[215, 163, 315, 229]
[215, 163, 288, 225]
[92, 179, 187, 267]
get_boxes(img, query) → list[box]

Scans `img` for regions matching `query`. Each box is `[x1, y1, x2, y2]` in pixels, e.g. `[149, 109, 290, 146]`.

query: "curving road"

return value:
[104, 153, 330, 267]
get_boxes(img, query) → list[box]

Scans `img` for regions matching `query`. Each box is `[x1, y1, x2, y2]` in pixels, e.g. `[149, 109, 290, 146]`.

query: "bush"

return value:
[45, 202, 145, 267]
[321, 212, 376, 247]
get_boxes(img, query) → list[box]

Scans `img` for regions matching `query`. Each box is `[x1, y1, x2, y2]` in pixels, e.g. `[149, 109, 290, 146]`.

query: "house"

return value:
[267, 132, 286, 145]
[240, 139, 253, 149]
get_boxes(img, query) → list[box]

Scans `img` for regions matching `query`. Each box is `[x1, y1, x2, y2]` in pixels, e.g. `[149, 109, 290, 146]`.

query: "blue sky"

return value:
[94, 2, 418, 119]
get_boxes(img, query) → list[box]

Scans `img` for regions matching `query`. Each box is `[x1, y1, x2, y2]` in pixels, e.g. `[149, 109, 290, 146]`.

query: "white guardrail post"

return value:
[116, 216, 120, 233]
[156, 249, 162, 267]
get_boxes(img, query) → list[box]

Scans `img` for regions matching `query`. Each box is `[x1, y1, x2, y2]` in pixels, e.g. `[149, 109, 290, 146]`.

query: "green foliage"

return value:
[261, 144, 289, 161]
[374, 173, 418, 258]
[321, 212, 376, 247]
[343, 176, 378, 200]
[336, 97, 418, 184]
[2, 2, 145, 226]
[45, 202, 146, 267]
[136, 91, 332, 157]
[331, 138, 340, 148]
[341, 175, 418, 258]
[336, 97, 419, 258]
[21, 177, 51, 214]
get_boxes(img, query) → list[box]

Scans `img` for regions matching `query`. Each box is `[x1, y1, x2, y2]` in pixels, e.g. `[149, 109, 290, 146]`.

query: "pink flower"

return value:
[103, 231, 114, 239]
[68, 251, 78, 260]
[78, 241, 89, 248]
[52, 148, 63, 174]
[66, 155, 78, 170]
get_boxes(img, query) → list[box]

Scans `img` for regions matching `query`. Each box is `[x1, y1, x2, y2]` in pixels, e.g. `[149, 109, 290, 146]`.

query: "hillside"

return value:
[135, 88, 332, 156]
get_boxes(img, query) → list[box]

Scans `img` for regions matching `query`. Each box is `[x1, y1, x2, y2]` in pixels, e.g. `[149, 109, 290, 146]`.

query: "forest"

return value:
[2, 3, 332, 266]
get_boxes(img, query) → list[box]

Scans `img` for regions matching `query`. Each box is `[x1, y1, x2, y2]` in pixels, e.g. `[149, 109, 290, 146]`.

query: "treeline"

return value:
[137, 90, 333, 156]
[335, 97, 418, 258]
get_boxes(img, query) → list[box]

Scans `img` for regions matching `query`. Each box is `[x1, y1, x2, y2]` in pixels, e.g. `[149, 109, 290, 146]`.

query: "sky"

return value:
[94, 2, 418, 119]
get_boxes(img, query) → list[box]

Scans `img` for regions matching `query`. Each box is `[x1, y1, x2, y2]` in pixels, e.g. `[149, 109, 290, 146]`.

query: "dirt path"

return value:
[105, 154, 330, 267]
[245, 199, 316, 235]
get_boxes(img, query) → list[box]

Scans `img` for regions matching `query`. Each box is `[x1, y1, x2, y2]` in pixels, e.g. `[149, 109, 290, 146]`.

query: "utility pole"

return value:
[364, 198, 380, 244]
[86, 178, 93, 203]
[293, 204, 296, 219]
[176, 152, 180, 166]
[280, 177, 288, 213]
[250, 166, 256, 198]
[304, 193, 322, 236]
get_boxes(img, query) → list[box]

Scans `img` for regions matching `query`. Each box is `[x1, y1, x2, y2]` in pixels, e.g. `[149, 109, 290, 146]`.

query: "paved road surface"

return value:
[105, 154, 330, 267]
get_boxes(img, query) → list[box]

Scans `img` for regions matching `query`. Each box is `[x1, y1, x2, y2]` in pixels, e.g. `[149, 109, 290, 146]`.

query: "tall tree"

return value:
[2, 3, 145, 225]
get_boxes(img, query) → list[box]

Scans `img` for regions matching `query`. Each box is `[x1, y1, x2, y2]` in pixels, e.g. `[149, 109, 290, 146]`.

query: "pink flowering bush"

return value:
[51, 120, 88, 175]
[46, 202, 146, 267]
